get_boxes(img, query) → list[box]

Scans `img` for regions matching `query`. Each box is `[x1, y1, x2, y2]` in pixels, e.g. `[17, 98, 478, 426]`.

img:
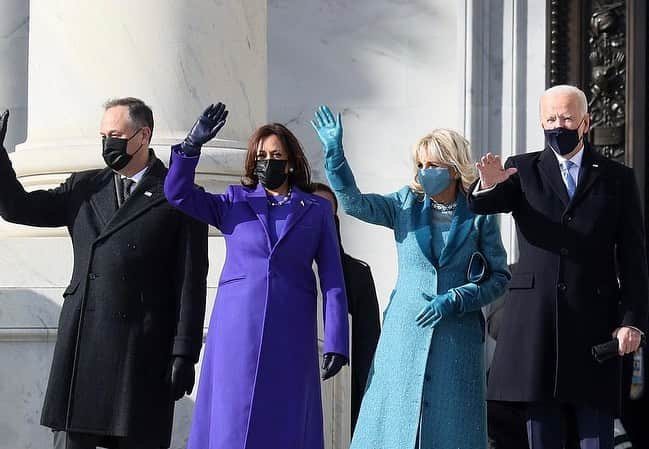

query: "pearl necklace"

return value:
[267, 188, 292, 207]
[431, 199, 457, 214]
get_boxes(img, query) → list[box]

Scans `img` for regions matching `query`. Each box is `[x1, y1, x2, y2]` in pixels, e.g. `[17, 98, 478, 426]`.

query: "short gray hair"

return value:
[103, 97, 154, 134]
[540, 85, 588, 116]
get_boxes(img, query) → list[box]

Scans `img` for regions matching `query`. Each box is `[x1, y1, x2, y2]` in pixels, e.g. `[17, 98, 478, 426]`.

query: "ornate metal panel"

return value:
[546, 0, 645, 166]
[586, 2, 626, 161]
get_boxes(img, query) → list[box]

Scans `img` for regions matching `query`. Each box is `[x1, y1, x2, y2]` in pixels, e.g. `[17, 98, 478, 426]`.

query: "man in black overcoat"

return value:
[0, 98, 208, 449]
[467, 85, 648, 449]
[313, 183, 381, 434]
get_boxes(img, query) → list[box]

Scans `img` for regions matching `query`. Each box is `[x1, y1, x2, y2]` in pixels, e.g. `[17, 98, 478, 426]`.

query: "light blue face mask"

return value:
[419, 167, 451, 197]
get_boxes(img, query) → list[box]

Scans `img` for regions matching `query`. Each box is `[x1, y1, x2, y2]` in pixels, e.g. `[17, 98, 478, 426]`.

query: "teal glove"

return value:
[311, 105, 345, 165]
[415, 291, 457, 328]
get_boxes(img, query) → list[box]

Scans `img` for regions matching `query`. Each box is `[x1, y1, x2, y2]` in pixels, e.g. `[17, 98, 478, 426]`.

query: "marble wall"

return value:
[24, 0, 266, 146]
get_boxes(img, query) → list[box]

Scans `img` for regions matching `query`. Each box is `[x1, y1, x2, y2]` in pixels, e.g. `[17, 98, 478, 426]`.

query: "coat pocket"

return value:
[218, 275, 247, 286]
[508, 272, 534, 289]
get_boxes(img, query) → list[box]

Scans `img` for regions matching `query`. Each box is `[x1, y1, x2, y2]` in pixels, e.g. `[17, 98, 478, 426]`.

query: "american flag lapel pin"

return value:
[144, 191, 153, 197]
[592, 164, 599, 168]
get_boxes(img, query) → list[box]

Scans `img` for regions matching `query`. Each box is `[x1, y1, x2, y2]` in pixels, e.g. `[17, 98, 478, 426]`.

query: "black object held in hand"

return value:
[592, 334, 647, 363]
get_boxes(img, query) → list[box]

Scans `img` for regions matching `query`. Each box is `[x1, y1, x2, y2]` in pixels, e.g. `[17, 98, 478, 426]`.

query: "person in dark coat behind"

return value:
[312, 182, 381, 434]
[468, 85, 648, 449]
[0, 99, 208, 449]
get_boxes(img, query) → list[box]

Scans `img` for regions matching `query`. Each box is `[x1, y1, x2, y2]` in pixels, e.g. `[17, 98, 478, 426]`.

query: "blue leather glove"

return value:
[321, 352, 348, 380]
[0, 109, 8, 147]
[415, 291, 457, 328]
[311, 105, 345, 166]
[180, 103, 229, 156]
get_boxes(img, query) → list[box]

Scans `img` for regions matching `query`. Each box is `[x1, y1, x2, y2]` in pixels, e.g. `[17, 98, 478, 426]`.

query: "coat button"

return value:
[425, 375, 432, 382]
[423, 400, 430, 407]
[557, 282, 567, 292]
[560, 248, 568, 256]
[128, 243, 136, 250]
[88, 273, 98, 280]
[121, 313, 127, 319]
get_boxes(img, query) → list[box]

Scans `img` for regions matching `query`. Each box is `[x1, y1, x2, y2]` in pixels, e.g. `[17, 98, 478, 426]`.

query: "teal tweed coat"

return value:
[325, 159, 510, 449]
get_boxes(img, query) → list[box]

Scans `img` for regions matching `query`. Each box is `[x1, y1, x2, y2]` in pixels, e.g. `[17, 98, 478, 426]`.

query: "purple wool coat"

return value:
[164, 149, 350, 449]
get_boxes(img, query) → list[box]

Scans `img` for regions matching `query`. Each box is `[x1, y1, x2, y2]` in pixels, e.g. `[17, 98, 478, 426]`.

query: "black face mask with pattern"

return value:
[254, 159, 288, 190]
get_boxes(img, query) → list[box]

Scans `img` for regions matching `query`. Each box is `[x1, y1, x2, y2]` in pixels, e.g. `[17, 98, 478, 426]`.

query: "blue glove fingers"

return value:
[315, 110, 328, 128]
[310, 120, 320, 132]
[415, 306, 436, 325]
[320, 105, 335, 125]
[415, 304, 430, 322]
[418, 311, 441, 328]
[430, 315, 443, 328]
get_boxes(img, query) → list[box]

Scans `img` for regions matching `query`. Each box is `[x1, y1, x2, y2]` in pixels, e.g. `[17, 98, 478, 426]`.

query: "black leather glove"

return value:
[0, 109, 8, 147]
[180, 103, 228, 156]
[170, 356, 195, 401]
[321, 352, 348, 380]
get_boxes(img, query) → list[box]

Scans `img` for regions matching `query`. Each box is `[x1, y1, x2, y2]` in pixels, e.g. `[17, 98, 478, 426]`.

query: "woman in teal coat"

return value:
[311, 106, 511, 449]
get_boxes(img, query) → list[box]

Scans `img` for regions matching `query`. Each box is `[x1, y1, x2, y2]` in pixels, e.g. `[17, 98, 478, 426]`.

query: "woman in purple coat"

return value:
[164, 104, 350, 449]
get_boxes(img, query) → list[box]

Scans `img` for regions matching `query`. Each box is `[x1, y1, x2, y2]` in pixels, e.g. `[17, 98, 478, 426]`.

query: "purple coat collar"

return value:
[245, 183, 315, 251]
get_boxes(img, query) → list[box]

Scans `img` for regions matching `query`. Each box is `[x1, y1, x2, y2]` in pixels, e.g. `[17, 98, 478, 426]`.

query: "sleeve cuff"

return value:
[472, 181, 497, 196]
[624, 325, 645, 336]
[171, 143, 200, 159]
[172, 336, 201, 363]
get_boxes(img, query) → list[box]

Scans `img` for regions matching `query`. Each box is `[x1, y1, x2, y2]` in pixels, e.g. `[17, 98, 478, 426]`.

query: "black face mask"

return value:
[254, 159, 288, 190]
[544, 118, 586, 156]
[102, 128, 145, 171]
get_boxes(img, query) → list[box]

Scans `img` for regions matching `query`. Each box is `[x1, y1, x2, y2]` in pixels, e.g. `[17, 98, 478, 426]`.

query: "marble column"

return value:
[0, 0, 29, 152]
[0, 2, 265, 449]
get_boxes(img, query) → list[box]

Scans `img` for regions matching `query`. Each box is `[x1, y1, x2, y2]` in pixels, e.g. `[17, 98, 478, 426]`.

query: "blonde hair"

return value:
[410, 128, 477, 194]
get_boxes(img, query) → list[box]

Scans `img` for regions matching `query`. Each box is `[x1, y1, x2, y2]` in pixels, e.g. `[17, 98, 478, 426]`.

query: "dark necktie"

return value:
[122, 177, 135, 203]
